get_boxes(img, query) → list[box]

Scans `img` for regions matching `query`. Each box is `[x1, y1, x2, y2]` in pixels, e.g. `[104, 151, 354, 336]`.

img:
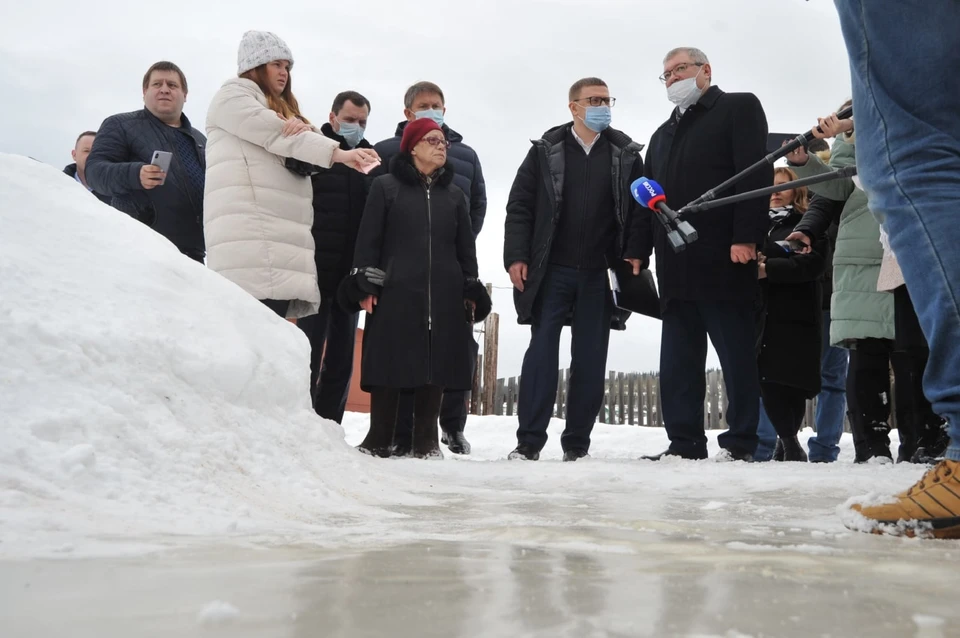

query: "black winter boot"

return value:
[780, 436, 809, 462]
[443, 431, 471, 455]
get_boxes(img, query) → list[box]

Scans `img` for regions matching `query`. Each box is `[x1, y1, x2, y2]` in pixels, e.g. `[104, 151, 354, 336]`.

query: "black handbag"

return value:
[608, 261, 661, 320]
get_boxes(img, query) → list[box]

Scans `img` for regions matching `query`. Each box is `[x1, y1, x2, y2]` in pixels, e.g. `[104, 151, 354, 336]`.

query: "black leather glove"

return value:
[284, 157, 322, 176]
[337, 267, 385, 313]
[354, 267, 386, 295]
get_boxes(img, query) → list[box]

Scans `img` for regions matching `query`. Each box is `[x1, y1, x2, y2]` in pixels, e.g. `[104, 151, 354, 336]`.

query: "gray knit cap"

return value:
[237, 30, 294, 75]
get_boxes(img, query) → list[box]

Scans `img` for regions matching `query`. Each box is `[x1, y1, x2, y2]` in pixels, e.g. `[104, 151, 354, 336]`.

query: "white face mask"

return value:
[666, 67, 705, 109]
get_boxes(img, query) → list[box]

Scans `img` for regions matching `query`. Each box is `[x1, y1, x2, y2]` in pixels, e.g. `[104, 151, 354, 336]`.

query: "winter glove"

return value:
[354, 267, 386, 295]
[336, 266, 386, 313]
[284, 157, 322, 177]
[463, 277, 492, 323]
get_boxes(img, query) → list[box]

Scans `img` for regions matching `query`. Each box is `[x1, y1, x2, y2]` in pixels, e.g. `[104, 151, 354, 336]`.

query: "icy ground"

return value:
[1, 153, 958, 637]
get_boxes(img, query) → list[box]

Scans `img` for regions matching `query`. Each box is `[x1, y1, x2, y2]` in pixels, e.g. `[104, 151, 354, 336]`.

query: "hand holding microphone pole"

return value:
[631, 177, 698, 253]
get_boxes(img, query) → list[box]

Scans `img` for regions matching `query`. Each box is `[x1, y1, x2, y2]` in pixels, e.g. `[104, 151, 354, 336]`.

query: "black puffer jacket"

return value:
[85, 108, 206, 259]
[373, 122, 486, 237]
[757, 210, 828, 396]
[311, 123, 373, 294]
[351, 154, 478, 391]
[503, 123, 645, 329]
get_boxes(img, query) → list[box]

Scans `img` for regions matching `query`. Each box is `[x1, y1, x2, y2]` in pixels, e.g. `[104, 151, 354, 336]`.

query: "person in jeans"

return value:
[807, 203, 848, 462]
[815, 0, 960, 536]
[785, 109, 901, 464]
[503, 77, 645, 462]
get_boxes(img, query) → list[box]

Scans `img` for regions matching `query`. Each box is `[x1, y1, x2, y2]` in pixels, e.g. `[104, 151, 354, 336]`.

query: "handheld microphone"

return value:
[631, 177, 699, 246]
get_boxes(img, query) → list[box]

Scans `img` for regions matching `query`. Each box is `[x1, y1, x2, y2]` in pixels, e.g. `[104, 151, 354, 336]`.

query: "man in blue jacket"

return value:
[374, 81, 486, 456]
[86, 61, 206, 262]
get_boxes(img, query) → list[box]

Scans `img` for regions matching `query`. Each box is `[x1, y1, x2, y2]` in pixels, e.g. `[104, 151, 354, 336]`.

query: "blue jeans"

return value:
[516, 266, 612, 453]
[834, 0, 960, 460]
[808, 310, 849, 462]
[755, 401, 777, 462]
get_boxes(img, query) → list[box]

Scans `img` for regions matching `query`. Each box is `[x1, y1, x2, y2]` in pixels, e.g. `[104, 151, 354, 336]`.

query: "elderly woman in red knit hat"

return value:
[338, 118, 491, 458]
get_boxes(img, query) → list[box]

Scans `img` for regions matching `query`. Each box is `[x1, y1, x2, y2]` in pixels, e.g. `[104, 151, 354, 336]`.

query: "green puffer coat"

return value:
[791, 135, 894, 347]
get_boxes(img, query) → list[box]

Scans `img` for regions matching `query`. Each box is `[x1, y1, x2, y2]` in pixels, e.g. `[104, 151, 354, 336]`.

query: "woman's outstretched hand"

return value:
[333, 148, 381, 173]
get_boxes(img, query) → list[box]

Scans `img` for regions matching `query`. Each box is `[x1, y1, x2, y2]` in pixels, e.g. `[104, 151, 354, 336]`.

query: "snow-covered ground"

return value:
[2, 153, 957, 637]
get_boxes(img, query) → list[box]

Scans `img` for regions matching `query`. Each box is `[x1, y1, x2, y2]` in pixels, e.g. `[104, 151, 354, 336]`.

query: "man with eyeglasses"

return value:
[637, 48, 771, 462]
[373, 81, 487, 457]
[504, 77, 646, 462]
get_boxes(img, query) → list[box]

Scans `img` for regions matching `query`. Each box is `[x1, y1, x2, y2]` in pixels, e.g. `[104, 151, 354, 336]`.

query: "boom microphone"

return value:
[685, 105, 855, 210]
[631, 177, 698, 251]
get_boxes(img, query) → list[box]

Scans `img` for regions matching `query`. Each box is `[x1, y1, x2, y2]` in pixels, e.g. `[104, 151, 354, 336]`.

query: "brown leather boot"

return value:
[845, 460, 960, 538]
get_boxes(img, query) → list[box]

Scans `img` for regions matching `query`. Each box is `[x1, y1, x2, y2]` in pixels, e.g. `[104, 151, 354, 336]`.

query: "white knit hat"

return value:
[237, 30, 294, 75]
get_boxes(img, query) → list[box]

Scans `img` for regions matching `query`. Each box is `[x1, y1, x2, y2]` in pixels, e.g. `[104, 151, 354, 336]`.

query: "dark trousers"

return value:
[516, 265, 612, 454]
[846, 286, 946, 461]
[260, 299, 290, 317]
[660, 299, 760, 459]
[394, 340, 478, 446]
[297, 294, 359, 424]
[892, 285, 944, 456]
[847, 338, 895, 460]
[760, 382, 808, 440]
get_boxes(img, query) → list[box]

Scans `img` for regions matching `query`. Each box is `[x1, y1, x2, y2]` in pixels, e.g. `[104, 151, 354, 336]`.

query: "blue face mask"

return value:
[582, 106, 612, 132]
[415, 109, 444, 127]
[335, 119, 364, 148]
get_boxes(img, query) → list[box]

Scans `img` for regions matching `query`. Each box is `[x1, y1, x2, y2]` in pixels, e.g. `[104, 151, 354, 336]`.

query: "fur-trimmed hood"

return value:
[389, 152, 457, 188]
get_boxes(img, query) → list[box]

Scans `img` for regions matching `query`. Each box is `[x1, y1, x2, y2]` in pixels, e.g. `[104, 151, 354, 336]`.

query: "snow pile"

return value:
[0, 154, 418, 556]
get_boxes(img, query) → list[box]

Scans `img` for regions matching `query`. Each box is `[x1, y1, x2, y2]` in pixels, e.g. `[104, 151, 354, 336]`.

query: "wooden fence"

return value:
[476, 368, 846, 431]
[468, 295, 851, 431]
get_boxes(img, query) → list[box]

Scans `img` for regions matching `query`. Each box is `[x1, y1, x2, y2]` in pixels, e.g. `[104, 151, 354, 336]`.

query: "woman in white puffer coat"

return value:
[204, 30, 379, 319]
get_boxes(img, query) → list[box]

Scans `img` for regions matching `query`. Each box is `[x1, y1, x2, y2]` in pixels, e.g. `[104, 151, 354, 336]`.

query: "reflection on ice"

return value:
[2, 535, 957, 638]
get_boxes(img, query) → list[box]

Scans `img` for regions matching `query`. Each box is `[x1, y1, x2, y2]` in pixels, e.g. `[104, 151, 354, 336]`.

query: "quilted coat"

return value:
[204, 77, 340, 318]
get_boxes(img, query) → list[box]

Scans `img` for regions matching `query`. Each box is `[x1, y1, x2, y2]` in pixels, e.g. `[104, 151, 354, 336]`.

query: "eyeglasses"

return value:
[659, 62, 703, 83]
[573, 96, 616, 107]
[421, 137, 450, 148]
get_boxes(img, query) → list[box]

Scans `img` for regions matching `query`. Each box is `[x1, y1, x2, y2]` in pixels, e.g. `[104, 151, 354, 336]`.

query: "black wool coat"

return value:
[352, 154, 478, 391]
[640, 86, 772, 304]
[757, 211, 828, 396]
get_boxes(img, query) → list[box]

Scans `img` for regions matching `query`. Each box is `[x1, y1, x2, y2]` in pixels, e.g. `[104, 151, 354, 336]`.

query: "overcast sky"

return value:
[1, 0, 852, 378]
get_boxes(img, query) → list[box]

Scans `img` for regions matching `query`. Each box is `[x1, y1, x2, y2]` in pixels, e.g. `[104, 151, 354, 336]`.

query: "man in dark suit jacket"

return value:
[63, 131, 112, 204]
[86, 61, 206, 262]
[637, 48, 771, 461]
[374, 81, 487, 456]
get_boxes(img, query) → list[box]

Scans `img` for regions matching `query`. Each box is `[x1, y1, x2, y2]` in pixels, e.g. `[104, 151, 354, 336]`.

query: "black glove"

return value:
[354, 267, 386, 295]
[463, 277, 492, 323]
[284, 157, 322, 177]
[336, 266, 386, 313]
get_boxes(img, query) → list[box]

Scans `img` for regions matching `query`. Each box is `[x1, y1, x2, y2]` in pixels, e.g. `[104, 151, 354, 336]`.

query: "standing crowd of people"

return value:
[60, 15, 960, 538]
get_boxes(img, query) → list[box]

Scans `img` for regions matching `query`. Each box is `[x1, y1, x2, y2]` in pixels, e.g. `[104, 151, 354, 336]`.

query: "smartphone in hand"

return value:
[151, 150, 173, 185]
